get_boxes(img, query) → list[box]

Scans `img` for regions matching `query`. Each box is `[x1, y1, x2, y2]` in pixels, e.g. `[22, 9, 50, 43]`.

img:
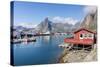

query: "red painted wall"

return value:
[74, 30, 94, 41]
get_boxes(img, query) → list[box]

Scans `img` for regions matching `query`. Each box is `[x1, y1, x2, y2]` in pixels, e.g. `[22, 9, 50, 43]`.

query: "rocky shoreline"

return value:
[58, 44, 97, 63]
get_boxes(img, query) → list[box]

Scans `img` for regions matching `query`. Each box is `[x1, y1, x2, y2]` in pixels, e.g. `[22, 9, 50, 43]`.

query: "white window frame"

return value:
[80, 33, 94, 39]
[88, 33, 94, 39]
[80, 34, 84, 39]
[84, 34, 87, 39]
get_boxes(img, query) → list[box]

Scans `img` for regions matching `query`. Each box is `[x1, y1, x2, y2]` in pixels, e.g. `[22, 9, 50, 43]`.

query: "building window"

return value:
[84, 34, 87, 38]
[88, 34, 93, 39]
[89, 34, 92, 37]
[80, 34, 84, 39]
[80, 34, 83, 38]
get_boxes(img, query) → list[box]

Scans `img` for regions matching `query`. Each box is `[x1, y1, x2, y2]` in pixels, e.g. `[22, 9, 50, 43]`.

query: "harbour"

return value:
[12, 35, 66, 66]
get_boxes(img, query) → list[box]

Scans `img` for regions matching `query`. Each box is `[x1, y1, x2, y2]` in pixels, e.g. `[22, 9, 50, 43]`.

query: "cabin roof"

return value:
[74, 28, 96, 34]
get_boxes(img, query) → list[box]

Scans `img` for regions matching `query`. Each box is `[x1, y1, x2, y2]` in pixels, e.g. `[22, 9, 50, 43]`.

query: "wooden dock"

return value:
[59, 43, 73, 50]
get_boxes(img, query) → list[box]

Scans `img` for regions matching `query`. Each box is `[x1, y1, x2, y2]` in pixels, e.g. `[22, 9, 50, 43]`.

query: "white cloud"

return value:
[83, 6, 97, 14]
[16, 23, 37, 28]
[52, 16, 79, 25]
[52, 16, 64, 23]
[64, 18, 78, 25]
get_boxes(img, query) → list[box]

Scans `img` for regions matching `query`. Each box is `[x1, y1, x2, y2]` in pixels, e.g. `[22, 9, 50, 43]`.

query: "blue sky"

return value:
[12, 1, 87, 27]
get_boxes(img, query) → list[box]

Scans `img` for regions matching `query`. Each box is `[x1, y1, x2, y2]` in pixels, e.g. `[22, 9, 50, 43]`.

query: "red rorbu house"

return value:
[64, 28, 96, 50]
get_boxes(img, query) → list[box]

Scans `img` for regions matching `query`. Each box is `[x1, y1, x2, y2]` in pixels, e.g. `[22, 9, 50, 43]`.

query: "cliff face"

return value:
[80, 11, 97, 32]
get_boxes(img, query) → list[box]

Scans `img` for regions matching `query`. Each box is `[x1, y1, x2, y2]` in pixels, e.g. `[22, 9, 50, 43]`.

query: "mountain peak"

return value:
[44, 17, 49, 22]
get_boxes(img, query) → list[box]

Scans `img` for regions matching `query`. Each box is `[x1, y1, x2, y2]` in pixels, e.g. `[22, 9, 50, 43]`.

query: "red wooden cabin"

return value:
[64, 28, 96, 46]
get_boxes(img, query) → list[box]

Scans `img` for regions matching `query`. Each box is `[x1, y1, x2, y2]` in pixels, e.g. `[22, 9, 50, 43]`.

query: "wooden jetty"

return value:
[59, 43, 73, 50]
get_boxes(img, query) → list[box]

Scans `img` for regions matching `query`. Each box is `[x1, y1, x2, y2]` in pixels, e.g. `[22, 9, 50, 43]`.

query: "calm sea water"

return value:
[12, 35, 66, 66]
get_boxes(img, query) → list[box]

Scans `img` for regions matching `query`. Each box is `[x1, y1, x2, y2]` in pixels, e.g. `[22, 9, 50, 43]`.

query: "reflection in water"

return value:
[13, 35, 66, 66]
[41, 36, 52, 45]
